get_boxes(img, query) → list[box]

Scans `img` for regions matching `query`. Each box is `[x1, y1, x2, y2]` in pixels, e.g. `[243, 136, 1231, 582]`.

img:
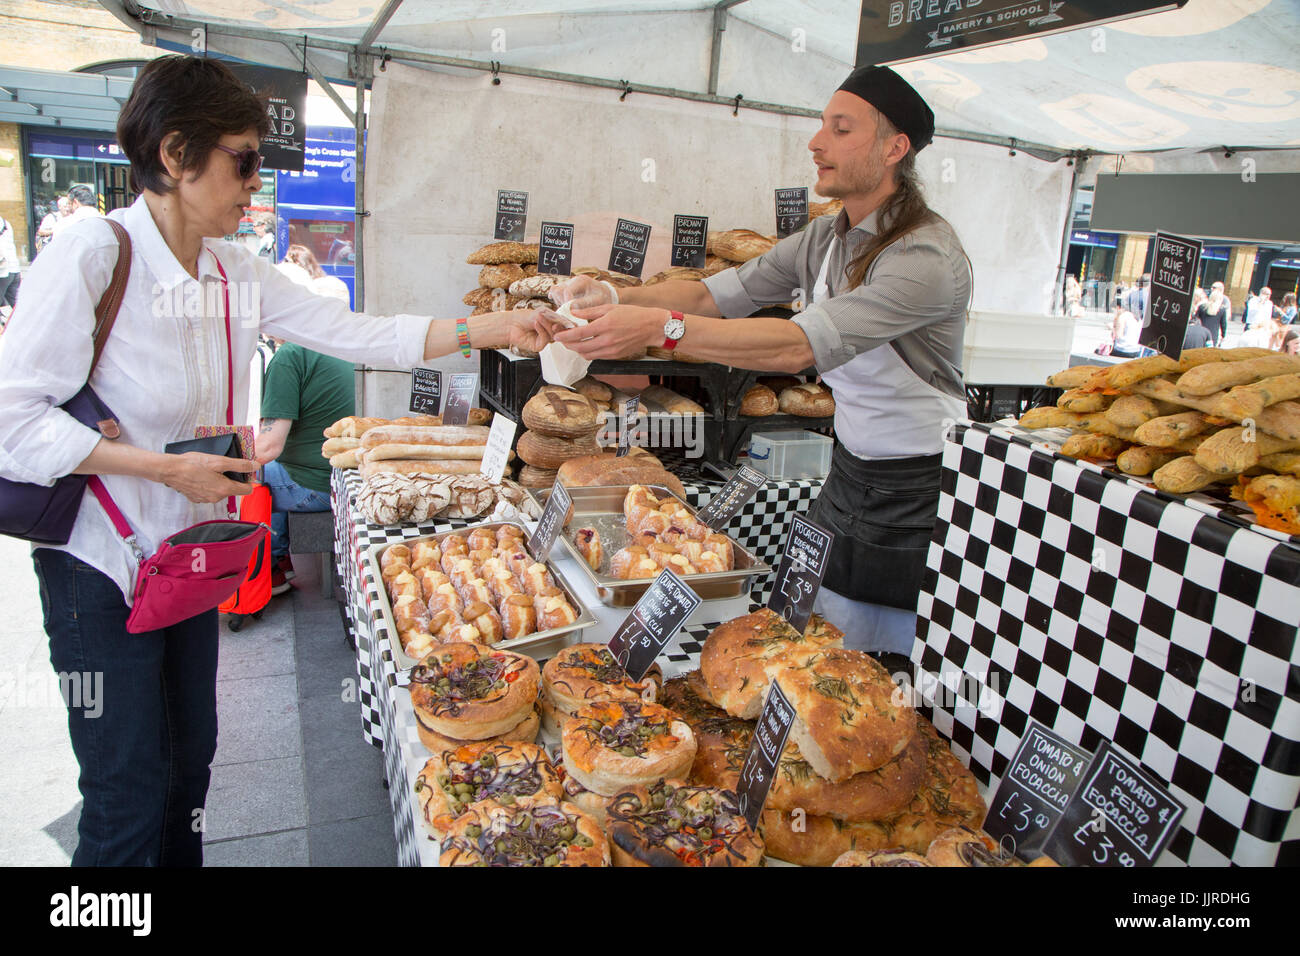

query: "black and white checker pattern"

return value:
[915, 423, 1299, 867]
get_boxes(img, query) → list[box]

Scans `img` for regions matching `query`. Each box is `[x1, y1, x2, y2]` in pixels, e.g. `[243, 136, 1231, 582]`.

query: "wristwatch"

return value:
[662, 310, 686, 350]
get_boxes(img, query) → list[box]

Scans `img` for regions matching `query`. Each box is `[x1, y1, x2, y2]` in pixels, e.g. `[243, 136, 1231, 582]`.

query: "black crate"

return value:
[965, 384, 1062, 423]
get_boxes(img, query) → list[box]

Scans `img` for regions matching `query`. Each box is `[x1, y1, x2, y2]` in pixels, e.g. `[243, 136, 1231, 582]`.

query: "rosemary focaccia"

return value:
[700, 608, 844, 719]
[763, 646, 917, 781]
[766, 728, 925, 822]
[540, 643, 662, 735]
[605, 778, 765, 867]
[925, 826, 1022, 867]
[561, 700, 697, 796]
[414, 741, 561, 838]
[408, 642, 539, 748]
[439, 799, 609, 867]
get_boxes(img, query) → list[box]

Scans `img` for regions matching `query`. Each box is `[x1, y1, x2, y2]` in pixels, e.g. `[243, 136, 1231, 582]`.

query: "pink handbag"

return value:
[87, 254, 269, 633]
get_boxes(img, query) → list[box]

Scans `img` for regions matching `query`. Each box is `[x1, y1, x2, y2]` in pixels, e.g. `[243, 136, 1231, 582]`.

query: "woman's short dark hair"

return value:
[117, 55, 269, 194]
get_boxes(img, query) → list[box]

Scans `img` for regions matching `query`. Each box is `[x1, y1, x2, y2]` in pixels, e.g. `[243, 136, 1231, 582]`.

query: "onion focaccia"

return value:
[540, 643, 661, 735]
[439, 799, 608, 867]
[925, 826, 1022, 867]
[605, 778, 765, 867]
[700, 608, 844, 719]
[833, 849, 933, 867]
[408, 643, 539, 746]
[658, 672, 755, 791]
[552, 753, 613, 827]
[763, 646, 916, 781]
[561, 700, 697, 796]
[414, 741, 561, 838]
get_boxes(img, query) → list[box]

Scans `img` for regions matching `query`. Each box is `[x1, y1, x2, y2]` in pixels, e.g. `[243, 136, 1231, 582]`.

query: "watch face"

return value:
[665, 317, 686, 340]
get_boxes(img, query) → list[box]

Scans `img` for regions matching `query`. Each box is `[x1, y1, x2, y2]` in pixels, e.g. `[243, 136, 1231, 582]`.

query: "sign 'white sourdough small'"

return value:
[50, 886, 151, 936]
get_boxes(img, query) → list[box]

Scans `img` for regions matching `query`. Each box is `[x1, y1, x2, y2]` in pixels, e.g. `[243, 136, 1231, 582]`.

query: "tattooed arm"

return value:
[255, 417, 292, 465]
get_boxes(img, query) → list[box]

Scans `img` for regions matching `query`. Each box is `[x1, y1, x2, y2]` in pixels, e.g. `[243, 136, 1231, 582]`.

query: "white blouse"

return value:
[0, 196, 429, 603]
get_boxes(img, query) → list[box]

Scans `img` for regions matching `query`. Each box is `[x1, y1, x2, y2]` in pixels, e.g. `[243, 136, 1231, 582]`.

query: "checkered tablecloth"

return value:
[331, 467, 821, 866]
[914, 422, 1299, 867]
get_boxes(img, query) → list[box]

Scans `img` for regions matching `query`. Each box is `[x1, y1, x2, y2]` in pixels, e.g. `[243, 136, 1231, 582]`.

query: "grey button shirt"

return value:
[702, 209, 970, 399]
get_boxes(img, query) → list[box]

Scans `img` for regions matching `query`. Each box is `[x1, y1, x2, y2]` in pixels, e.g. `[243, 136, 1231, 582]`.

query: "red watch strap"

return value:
[663, 310, 684, 350]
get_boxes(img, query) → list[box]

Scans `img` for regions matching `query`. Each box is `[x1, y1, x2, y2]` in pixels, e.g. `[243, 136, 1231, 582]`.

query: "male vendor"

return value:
[545, 67, 970, 667]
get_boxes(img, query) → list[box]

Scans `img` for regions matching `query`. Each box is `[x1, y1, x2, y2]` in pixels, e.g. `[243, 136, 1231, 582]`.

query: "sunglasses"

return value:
[213, 144, 264, 180]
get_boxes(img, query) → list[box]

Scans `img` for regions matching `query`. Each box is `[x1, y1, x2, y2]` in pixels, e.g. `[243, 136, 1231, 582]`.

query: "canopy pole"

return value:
[1053, 153, 1087, 316]
[708, 0, 750, 96]
[351, 53, 371, 313]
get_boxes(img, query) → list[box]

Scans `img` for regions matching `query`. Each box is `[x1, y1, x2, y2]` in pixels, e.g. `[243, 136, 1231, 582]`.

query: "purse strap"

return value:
[90, 219, 133, 378]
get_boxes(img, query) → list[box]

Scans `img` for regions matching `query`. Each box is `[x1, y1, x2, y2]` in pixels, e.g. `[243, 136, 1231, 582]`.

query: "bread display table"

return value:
[330, 466, 823, 862]
[914, 422, 1299, 866]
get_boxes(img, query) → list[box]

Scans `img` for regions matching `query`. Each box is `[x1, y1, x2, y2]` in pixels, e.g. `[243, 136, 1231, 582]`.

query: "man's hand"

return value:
[548, 304, 660, 360]
[549, 275, 616, 310]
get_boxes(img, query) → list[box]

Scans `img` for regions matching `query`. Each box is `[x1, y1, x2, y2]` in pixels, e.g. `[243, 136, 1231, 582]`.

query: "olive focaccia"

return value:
[414, 741, 562, 838]
[408, 642, 539, 751]
[763, 646, 916, 781]
[439, 800, 609, 867]
[561, 700, 697, 796]
[833, 849, 933, 867]
[605, 779, 765, 867]
[925, 826, 1022, 867]
[539, 643, 662, 735]
[552, 753, 612, 827]
[700, 608, 844, 719]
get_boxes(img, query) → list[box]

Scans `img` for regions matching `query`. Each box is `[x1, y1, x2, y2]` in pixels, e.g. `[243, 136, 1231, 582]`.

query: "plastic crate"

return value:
[746, 430, 834, 479]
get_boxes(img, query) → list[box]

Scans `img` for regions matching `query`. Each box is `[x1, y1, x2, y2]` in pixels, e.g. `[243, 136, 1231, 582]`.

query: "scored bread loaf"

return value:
[639, 385, 705, 415]
[522, 386, 602, 437]
[359, 425, 490, 450]
[479, 263, 526, 290]
[708, 229, 776, 262]
[779, 383, 835, 417]
[517, 465, 559, 489]
[516, 430, 601, 470]
[643, 267, 707, 286]
[509, 274, 568, 298]
[556, 454, 685, 499]
[740, 385, 778, 416]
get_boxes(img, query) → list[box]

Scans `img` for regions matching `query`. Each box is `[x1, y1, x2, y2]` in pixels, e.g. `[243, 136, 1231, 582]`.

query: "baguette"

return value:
[1175, 354, 1300, 396]
[360, 425, 490, 450]
[640, 385, 705, 416]
[359, 459, 484, 479]
[329, 450, 363, 469]
[364, 443, 487, 462]
[322, 436, 361, 456]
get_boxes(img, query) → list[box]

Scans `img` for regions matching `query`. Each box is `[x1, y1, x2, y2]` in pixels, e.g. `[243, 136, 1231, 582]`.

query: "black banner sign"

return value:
[228, 64, 306, 172]
[854, 0, 1187, 68]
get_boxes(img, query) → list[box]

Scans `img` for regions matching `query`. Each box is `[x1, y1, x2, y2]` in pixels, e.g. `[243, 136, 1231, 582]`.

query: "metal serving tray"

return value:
[365, 520, 598, 670]
[530, 484, 771, 607]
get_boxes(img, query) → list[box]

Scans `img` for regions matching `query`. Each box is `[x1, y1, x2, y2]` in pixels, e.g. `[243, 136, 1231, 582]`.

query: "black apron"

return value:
[808, 444, 943, 611]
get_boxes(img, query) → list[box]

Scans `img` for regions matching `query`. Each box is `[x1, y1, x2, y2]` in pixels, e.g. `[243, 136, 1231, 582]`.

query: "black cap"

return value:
[836, 66, 935, 153]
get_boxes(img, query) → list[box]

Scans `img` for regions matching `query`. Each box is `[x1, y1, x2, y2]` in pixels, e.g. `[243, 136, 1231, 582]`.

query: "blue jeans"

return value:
[31, 548, 219, 867]
[263, 460, 331, 559]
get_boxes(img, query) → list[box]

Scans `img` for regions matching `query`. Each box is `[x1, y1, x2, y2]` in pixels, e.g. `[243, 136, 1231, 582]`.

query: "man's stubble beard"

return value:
[815, 142, 888, 200]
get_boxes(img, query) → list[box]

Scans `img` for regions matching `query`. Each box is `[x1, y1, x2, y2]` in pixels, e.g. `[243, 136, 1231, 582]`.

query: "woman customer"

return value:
[279, 243, 351, 304]
[1279, 292, 1297, 325]
[1282, 329, 1299, 355]
[0, 55, 538, 867]
[1196, 282, 1231, 346]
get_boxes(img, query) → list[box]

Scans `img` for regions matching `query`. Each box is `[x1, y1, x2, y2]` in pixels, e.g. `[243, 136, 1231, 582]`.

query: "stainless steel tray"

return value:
[364, 520, 597, 669]
[529, 484, 771, 607]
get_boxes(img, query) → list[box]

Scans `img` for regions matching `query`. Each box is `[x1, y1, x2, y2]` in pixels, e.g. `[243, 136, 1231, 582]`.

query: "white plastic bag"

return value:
[539, 301, 592, 387]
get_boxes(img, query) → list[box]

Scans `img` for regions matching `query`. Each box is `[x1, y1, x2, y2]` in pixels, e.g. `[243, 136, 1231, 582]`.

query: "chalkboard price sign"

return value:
[494, 190, 528, 242]
[1141, 231, 1203, 360]
[538, 221, 574, 276]
[616, 393, 639, 458]
[983, 722, 1094, 861]
[409, 368, 441, 415]
[736, 679, 797, 831]
[441, 372, 478, 426]
[608, 218, 652, 279]
[1042, 740, 1186, 868]
[767, 514, 834, 632]
[528, 480, 572, 561]
[775, 187, 809, 238]
[671, 215, 708, 268]
[606, 568, 701, 682]
[694, 465, 766, 531]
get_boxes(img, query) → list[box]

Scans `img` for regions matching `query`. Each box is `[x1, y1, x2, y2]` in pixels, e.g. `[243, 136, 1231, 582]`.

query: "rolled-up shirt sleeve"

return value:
[250, 254, 429, 367]
[702, 229, 811, 318]
[792, 233, 963, 373]
[0, 230, 114, 485]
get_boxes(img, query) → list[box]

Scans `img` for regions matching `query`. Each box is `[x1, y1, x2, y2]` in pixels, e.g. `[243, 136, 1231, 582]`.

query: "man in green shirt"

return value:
[256, 342, 355, 593]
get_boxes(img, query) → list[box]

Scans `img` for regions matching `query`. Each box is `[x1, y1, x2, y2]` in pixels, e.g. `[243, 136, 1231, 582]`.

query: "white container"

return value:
[746, 430, 833, 480]
[962, 311, 1073, 385]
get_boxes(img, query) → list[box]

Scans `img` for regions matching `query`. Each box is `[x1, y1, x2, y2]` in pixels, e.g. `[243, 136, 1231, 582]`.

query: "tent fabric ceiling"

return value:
[116, 0, 1300, 152]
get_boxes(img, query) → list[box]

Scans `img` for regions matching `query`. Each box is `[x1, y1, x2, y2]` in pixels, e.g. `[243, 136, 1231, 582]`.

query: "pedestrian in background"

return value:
[1196, 281, 1231, 346]
[0, 215, 20, 323]
[1279, 292, 1296, 325]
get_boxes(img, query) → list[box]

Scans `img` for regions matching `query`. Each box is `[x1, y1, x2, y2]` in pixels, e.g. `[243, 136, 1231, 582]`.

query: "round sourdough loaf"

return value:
[522, 386, 601, 437]
[516, 429, 600, 469]
[778, 382, 835, 417]
[740, 384, 778, 416]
